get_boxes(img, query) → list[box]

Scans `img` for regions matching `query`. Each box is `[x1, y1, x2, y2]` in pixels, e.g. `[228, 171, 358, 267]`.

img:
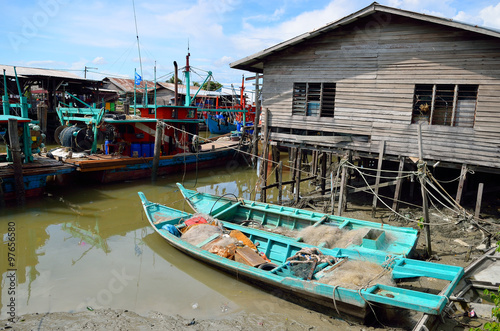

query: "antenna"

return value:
[132, 0, 143, 76]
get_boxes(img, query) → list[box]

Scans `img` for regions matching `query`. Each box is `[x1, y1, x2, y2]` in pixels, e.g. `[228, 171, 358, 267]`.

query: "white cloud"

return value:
[92, 57, 106, 65]
[478, 3, 500, 29]
[24, 60, 68, 68]
[231, 0, 358, 54]
[214, 55, 233, 68]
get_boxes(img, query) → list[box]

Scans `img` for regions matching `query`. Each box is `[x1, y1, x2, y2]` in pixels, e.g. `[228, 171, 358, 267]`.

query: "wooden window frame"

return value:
[292, 82, 336, 118]
[412, 84, 478, 128]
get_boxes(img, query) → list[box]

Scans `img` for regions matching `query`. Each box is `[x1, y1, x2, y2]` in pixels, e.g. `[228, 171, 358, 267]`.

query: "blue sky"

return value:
[1, 0, 500, 89]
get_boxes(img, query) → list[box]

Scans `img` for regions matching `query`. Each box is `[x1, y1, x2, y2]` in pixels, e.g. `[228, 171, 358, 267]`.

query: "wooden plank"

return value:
[392, 156, 406, 212]
[455, 164, 468, 205]
[475, 183, 484, 219]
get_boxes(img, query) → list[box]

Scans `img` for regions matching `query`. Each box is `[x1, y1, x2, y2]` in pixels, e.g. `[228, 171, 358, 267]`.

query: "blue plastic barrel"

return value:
[131, 143, 141, 157]
[141, 143, 151, 157]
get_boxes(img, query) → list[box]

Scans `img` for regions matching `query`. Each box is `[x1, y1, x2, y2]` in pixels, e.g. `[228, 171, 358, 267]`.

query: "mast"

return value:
[154, 62, 157, 118]
[134, 68, 137, 115]
[184, 51, 191, 106]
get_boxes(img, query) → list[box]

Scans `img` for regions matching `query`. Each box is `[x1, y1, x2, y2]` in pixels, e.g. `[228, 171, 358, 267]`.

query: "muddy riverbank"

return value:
[1, 162, 498, 330]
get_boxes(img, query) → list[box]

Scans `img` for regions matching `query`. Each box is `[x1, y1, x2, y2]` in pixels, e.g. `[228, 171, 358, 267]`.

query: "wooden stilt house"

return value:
[231, 2, 500, 176]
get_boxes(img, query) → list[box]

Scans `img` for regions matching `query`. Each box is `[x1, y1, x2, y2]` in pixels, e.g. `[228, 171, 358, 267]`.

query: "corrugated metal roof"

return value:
[105, 77, 159, 93]
[157, 82, 229, 97]
[230, 2, 500, 72]
[0, 64, 89, 81]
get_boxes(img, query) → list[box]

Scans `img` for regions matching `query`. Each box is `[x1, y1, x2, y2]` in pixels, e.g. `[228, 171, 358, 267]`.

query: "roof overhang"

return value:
[230, 2, 500, 73]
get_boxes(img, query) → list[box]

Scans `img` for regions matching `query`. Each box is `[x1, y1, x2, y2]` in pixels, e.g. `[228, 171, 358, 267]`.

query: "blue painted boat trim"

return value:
[205, 116, 236, 134]
[138, 192, 465, 317]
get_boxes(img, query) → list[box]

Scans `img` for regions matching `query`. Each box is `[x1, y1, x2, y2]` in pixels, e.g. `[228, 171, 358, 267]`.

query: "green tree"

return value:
[193, 82, 200, 87]
[167, 76, 182, 84]
[202, 81, 222, 91]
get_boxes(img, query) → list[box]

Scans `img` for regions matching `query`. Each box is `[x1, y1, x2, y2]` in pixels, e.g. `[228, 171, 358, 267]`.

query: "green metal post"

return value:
[13, 67, 32, 162]
[2, 70, 9, 115]
[191, 71, 212, 102]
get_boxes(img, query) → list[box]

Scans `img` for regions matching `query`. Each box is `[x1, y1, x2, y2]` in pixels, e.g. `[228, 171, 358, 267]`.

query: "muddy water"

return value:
[1, 159, 347, 328]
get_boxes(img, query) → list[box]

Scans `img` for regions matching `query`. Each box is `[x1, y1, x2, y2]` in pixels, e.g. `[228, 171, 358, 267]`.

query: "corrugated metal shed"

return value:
[157, 82, 229, 97]
[0, 64, 89, 81]
[105, 77, 159, 93]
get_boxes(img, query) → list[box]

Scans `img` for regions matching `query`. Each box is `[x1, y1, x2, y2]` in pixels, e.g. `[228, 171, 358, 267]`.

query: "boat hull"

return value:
[138, 192, 464, 323]
[1, 159, 75, 202]
[176, 183, 419, 257]
[205, 116, 236, 134]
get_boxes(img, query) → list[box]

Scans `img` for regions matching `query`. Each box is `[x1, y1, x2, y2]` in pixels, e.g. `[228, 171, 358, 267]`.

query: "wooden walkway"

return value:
[0, 156, 75, 177]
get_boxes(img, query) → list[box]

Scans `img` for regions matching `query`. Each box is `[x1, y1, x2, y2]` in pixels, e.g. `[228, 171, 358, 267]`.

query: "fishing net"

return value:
[181, 224, 222, 246]
[318, 260, 395, 290]
[297, 226, 371, 248]
[286, 247, 336, 280]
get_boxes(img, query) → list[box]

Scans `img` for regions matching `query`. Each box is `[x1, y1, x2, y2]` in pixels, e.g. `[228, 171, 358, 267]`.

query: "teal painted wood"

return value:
[138, 191, 464, 320]
[176, 183, 419, 257]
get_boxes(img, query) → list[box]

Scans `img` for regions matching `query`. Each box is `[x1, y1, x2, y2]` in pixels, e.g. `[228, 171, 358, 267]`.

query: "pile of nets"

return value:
[297, 226, 375, 249]
[318, 260, 395, 289]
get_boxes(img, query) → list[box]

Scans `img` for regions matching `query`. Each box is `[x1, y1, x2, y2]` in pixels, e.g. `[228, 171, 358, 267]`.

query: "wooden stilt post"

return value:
[321, 152, 327, 195]
[337, 162, 347, 216]
[294, 148, 302, 205]
[272, 144, 280, 184]
[37, 103, 48, 134]
[8, 118, 25, 206]
[278, 161, 283, 205]
[251, 74, 261, 168]
[371, 141, 385, 217]
[475, 183, 484, 220]
[456, 163, 468, 205]
[260, 109, 269, 203]
[290, 147, 297, 193]
[151, 120, 163, 182]
[392, 156, 406, 212]
[417, 123, 432, 257]
[311, 150, 318, 176]
[330, 170, 335, 213]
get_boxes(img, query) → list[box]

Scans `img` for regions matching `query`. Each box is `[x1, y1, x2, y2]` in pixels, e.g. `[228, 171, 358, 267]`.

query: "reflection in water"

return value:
[0, 160, 334, 327]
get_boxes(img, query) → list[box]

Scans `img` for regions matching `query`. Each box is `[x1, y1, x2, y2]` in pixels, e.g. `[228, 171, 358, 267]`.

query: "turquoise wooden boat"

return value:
[139, 192, 464, 321]
[176, 183, 419, 257]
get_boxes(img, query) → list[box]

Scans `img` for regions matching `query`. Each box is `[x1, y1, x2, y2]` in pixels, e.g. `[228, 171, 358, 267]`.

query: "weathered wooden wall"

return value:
[262, 15, 500, 169]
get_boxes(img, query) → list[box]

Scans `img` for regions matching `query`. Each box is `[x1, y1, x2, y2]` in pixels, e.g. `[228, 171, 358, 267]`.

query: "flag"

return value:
[135, 72, 142, 86]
